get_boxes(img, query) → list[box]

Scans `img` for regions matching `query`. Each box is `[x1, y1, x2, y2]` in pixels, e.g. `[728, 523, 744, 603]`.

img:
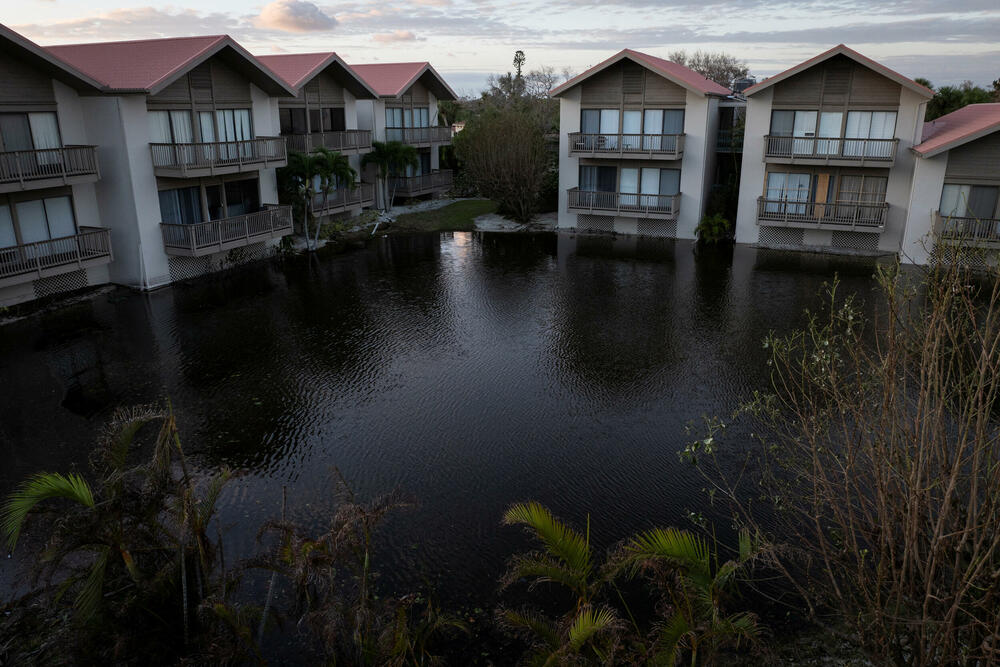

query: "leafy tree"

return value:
[279, 151, 323, 250]
[361, 140, 419, 211]
[667, 50, 748, 88]
[922, 79, 994, 120]
[514, 50, 526, 79]
[311, 147, 357, 245]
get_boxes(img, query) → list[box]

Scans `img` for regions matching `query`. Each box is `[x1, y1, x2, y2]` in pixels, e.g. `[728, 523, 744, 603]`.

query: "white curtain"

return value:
[640, 167, 660, 207]
[147, 111, 173, 143]
[622, 111, 641, 149]
[600, 109, 619, 149]
[28, 112, 61, 166]
[792, 111, 817, 155]
[816, 112, 842, 156]
[44, 196, 75, 238]
[940, 184, 970, 218]
[169, 111, 193, 142]
[643, 109, 663, 151]
[0, 204, 16, 248]
[620, 167, 638, 206]
[845, 111, 896, 157]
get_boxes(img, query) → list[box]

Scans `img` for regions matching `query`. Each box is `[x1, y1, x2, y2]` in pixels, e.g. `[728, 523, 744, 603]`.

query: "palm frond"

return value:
[714, 611, 760, 645]
[498, 608, 561, 649]
[502, 553, 586, 592]
[566, 606, 619, 652]
[74, 546, 109, 623]
[652, 611, 690, 663]
[1, 472, 95, 550]
[101, 405, 165, 472]
[503, 502, 590, 574]
[624, 528, 710, 579]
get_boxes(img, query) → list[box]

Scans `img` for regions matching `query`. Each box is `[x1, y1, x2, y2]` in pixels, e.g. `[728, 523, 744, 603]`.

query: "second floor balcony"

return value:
[390, 170, 454, 198]
[0, 146, 100, 194]
[763, 135, 898, 166]
[0, 226, 112, 289]
[756, 197, 888, 231]
[935, 211, 1000, 248]
[313, 183, 375, 215]
[385, 127, 453, 146]
[568, 133, 684, 160]
[567, 188, 680, 220]
[150, 137, 287, 178]
[160, 204, 293, 257]
[284, 130, 372, 155]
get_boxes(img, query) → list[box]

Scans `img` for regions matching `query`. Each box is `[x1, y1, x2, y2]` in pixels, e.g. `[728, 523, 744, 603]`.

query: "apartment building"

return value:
[550, 49, 732, 239]
[258, 52, 379, 219]
[0, 25, 112, 307]
[46, 35, 296, 290]
[900, 104, 1000, 265]
[351, 63, 457, 207]
[734, 45, 933, 254]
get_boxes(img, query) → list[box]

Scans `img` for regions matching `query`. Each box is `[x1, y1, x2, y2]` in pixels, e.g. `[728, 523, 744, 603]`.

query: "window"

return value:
[580, 109, 621, 148]
[940, 184, 999, 220]
[158, 187, 202, 225]
[148, 110, 194, 144]
[0, 204, 15, 249]
[844, 111, 896, 158]
[765, 172, 812, 214]
[325, 108, 346, 132]
[280, 108, 308, 135]
[837, 174, 888, 222]
[385, 108, 404, 141]
[769, 110, 818, 155]
[579, 165, 617, 192]
[0, 194, 77, 258]
[640, 109, 684, 150]
[0, 112, 61, 153]
[159, 179, 260, 224]
[223, 179, 260, 217]
[620, 167, 679, 209]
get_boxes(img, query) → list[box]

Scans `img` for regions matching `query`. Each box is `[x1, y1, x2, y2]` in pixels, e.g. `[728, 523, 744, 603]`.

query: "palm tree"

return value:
[620, 527, 764, 665]
[310, 147, 357, 249]
[500, 502, 621, 665]
[361, 141, 418, 211]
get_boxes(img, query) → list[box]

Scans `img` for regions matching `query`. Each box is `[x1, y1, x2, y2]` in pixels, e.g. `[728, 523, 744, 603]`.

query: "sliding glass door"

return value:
[765, 172, 811, 215]
[844, 111, 896, 158]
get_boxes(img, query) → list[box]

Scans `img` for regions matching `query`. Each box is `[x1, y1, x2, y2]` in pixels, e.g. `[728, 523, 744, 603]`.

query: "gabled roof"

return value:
[913, 104, 1000, 158]
[46, 35, 296, 96]
[743, 44, 934, 98]
[0, 23, 105, 92]
[349, 62, 457, 101]
[549, 49, 732, 98]
[256, 52, 378, 99]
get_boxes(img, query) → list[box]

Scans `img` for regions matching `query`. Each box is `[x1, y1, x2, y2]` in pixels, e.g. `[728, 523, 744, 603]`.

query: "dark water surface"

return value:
[0, 232, 889, 646]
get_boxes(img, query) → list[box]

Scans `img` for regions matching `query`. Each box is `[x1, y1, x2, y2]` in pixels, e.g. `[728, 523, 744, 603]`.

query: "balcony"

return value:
[284, 130, 372, 155]
[150, 137, 287, 177]
[756, 197, 887, 231]
[567, 133, 684, 160]
[567, 188, 680, 220]
[0, 227, 112, 289]
[160, 204, 293, 257]
[0, 146, 100, 194]
[390, 170, 454, 198]
[716, 129, 743, 153]
[935, 212, 1000, 248]
[385, 127, 453, 147]
[313, 183, 375, 216]
[763, 136, 898, 166]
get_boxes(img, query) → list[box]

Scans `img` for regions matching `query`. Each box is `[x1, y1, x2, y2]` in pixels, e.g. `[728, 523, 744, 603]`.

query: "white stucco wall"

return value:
[556, 87, 581, 230]
[734, 89, 772, 245]
[900, 152, 948, 265]
[676, 91, 712, 239]
[879, 87, 926, 253]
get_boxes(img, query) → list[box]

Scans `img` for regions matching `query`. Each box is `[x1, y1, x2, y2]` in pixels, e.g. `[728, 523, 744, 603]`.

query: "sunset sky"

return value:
[8, 0, 999, 95]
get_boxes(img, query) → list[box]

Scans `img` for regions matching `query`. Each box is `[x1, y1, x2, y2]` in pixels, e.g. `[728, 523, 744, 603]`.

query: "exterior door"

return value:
[792, 111, 817, 155]
[622, 111, 641, 150]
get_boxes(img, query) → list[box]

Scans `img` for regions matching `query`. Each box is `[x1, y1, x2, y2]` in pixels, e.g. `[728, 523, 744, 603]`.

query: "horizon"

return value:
[6, 0, 1000, 96]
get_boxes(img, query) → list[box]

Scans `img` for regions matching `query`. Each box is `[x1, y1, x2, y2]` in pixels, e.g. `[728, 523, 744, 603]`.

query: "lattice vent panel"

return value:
[577, 215, 615, 233]
[637, 218, 677, 238]
[831, 231, 880, 251]
[33, 269, 88, 299]
[757, 226, 804, 247]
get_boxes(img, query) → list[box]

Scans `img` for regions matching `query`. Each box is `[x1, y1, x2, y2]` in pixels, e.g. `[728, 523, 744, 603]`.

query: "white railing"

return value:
[160, 205, 293, 255]
[757, 197, 888, 228]
[312, 183, 376, 212]
[0, 146, 99, 187]
[0, 227, 111, 280]
[150, 137, 286, 173]
[567, 188, 680, 218]
[391, 170, 454, 196]
[763, 135, 898, 162]
[567, 133, 685, 158]
[384, 127, 453, 144]
[935, 212, 1000, 244]
[284, 130, 372, 154]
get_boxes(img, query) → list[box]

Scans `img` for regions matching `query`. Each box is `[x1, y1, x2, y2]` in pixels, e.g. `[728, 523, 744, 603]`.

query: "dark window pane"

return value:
[581, 109, 600, 134]
[770, 110, 794, 136]
[328, 107, 346, 131]
[308, 109, 321, 134]
[279, 108, 293, 135]
[969, 186, 999, 220]
[663, 110, 684, 134]
[0, 113, 33, 151]
[597, 166, 617, 192]
[224, 179, 260, 217]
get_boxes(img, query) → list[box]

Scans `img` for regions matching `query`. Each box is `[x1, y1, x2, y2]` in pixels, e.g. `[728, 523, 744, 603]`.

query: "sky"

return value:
[7, 0, 999, 96]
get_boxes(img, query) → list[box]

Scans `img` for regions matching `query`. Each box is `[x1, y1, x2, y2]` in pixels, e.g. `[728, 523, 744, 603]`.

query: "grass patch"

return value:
[393, 199, 498, 232]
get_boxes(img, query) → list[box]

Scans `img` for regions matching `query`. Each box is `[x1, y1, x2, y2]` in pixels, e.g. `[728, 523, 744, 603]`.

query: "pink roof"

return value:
[743, 44, 933, 98]
[914, 103, 1000, 158]
[0, 23, 105, 92]
[549, 49, 732, 98]
[257, 52, 377, 98]
[46, 35, 294, 95]
[350, 62, 457, 100]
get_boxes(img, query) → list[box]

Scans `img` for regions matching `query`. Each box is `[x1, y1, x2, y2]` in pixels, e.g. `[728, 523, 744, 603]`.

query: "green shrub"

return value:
[695, 213, 732, 244]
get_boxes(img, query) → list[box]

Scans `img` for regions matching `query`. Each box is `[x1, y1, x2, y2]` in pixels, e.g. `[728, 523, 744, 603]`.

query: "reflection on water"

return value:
[0, 232, 890, 611]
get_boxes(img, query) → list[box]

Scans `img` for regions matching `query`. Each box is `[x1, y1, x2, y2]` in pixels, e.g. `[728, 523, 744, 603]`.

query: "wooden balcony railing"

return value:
[567, 188, 680, 219]
[763, 135, 898, 163]
[0, 145, 99, 190]
[385, 127, 453, 145]
[756, 197, 888, 229]
[313, 183, 375, 213]
[567, 133, 684, 159]
[390, 170, 454, 197]
[716, 129, 743, 152]
[160, 204, 293, 257]
[935, 212, 1000, 245]
[149, 137, 287, 175]
[0, 226, 111, 286]
[284, 130, 372, 154]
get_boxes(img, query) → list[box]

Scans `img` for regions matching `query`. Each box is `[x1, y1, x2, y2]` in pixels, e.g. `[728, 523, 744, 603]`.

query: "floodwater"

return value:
[0, 231, 889, 656]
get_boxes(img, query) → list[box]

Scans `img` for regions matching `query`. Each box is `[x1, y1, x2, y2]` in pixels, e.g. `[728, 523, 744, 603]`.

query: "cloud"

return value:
[412, 0, 453, 5]
[14, 7, 243, 42]
[373, 29, 420, 43]
[254, 0, 337, 32]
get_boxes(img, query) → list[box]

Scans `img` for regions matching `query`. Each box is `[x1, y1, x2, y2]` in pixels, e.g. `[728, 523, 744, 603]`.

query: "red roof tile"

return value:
[550, 49, 732, 98]
[743, 44, 933, 98]
[914, 103, 1000, 157]
[257, 52, 377, 98]
[46, 35, 294, 95]
[350, 62, 456, 100]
